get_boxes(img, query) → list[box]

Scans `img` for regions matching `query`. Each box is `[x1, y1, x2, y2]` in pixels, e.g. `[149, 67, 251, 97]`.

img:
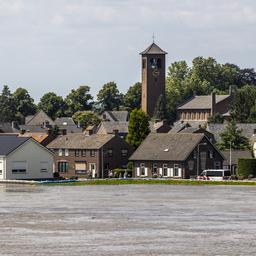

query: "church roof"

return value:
[140, 43, 167, 55]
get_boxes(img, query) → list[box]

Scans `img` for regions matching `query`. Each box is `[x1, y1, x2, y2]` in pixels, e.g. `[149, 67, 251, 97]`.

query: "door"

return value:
[89, 163, 97, 178]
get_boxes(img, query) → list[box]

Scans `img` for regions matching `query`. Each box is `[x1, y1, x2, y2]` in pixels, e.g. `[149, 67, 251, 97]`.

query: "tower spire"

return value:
[152, 32, 155, 43]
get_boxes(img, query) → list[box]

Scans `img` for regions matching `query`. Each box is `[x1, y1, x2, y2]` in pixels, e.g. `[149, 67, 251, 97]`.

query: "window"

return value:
[11, 161, 27, 173]
[65, 149, 69, 156]
[58, 149, 63, 156]
[121, 149, 128, 157]
[174, 164, 179, 177]
[40, 162, 49, 172]
[209, 150, 214, 159]
[142, 58, 146, 69]
[107, 149, 113, 157]
[140, 163, 145, 176]
[153, 163, 157, 174]
[75, 161, 86, 174]
[163, 164, 168, 176]
[82, 149, 86, 157]
[214, 161, 221, 169]
[90, 150, 96, 157]
[75, 149, 80, 157]
[157, 58, 162, 68]
[0, 161, 2, 175]
[193, 150, 197, 159]
[58, 162, 69, 173]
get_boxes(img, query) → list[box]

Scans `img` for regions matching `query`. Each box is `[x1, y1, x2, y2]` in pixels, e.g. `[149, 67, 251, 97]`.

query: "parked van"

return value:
[198, 169, 231, 181]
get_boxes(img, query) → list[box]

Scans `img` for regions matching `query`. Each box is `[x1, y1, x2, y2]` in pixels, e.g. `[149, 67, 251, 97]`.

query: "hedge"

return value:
[237, 158, 256, 177]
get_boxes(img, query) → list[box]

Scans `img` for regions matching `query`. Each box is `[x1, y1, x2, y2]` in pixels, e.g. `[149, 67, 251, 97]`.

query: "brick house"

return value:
[47, 133, 134, 178]
[177, 90, 233, 122]
[129, 133, 224, 179]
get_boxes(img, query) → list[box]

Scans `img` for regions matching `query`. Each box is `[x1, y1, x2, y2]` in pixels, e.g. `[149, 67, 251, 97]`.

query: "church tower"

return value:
[140, 42, 167, 117]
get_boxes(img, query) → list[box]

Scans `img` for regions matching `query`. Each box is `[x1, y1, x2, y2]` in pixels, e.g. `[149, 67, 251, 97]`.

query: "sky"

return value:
[0, 0, 256, 102]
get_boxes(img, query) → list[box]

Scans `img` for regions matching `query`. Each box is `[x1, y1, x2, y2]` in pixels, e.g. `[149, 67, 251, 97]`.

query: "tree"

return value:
[123, 82, 141, 111]
[126, 109, 150, 148]
[72, 111, 100, 129]
[249, 104, 256, 123]
[65, 85, 93, 116]
[97, 82, 123, 111]
[230, 85, 256, 123]
[217, 121, 250, 150]
[38, 92, 67, 119]
[13, 87, 37, 123]
[207, 113, 224, 124]
[0, 85, 16, 122]
[166, 61, 190, 121]
[153, 94, 167, 121]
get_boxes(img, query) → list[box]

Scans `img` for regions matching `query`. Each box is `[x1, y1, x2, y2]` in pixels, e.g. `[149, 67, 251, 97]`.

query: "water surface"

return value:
[0, 184, 255, 255]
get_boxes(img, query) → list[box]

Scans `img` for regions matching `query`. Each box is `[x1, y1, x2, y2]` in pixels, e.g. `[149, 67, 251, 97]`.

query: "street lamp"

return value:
[197, 142, 207, 177]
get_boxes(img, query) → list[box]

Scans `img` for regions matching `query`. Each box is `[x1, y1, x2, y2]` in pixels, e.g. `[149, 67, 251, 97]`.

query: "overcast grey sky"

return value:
[0, 0, 256, 101]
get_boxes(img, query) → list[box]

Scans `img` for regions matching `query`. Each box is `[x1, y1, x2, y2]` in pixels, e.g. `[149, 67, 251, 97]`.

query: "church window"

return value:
[157, 58, 162, 68]
[142, 58, 146, 69]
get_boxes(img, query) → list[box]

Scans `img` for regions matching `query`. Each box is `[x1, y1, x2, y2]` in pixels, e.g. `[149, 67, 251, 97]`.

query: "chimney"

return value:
[211, 92, 216, 116]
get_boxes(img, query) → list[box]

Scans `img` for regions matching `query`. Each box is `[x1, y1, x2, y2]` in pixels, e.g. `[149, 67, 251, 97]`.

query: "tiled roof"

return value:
[129, 133, 205, 161]
[102, 111, 129, 122]
[178, 95, 230, 110]
[207, 123, 256, 142]
[221, 150, 252, 165]
[19, 133, 49, 143]
[140, 43, 167, 55]
[97, 121, 129, 134]
[0, 135, 30, 155]
[54, 117, 76, 126]
[25, 110, 54, 126]
[47, 133, 115, 149]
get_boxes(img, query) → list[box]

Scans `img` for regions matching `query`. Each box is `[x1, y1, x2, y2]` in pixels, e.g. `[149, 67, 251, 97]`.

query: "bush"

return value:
[237, 159, 256, 178]
[113, 168, 133, 178]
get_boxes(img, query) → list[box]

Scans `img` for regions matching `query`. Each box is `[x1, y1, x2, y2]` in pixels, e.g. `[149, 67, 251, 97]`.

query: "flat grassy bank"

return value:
[43, 179, 256, 186]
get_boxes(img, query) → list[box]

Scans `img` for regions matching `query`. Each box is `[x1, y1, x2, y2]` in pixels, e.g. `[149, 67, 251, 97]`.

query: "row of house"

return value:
[0, 93, 254, 180]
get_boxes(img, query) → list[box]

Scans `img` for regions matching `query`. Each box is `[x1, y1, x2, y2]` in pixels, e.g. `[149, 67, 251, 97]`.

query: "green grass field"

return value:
[44, 179, 256, 186]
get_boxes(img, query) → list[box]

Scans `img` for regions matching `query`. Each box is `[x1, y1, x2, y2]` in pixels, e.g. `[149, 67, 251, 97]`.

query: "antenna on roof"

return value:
[152, 32, 155, 43]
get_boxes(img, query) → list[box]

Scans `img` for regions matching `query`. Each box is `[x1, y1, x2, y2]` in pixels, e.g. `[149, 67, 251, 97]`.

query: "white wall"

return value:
[6, 139, 54, 180]
[0, 157, 4, 180]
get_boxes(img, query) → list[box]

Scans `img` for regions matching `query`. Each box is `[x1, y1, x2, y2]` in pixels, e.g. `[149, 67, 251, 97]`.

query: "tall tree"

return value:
[217, 121, 250, 150]
[166, 61, 189, 121]
[72, 111, 100, 129]
[230, 85, 256, 123]
[153, 94, 167, 121]
[97, 82, 123, 111]
[13, 87, 37, 123]
[0, 85, 16, 122]
[38, 92, 67, 119]
[65, 85, 93, 116]
[126, 109, 150, 148]
[123, 82, 141, 111]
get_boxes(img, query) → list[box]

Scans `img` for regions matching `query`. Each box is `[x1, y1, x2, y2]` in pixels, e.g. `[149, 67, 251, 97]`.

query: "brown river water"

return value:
[0, 184, 255, 256]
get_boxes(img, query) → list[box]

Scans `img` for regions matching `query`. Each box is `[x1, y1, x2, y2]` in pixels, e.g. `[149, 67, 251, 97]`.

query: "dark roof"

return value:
[25, 110, 54, 126]
[102, 111, 129, 122]
[47, 133, 115, 149]
[207, 123, 256, 142]
[54, 117, 76, 126]
[140, 43, 167, 55]
[0, 135, 30, 155]
[178, 95, 230, 110]
[149, 121, 171, 133]
[222, 150, 252, 166]
[130, 133, 205, 161]
[19, 125, 49, 133]
[97, 121, 129, 134]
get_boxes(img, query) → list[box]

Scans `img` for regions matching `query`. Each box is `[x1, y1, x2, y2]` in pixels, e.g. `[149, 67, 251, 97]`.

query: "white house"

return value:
[0, 135, 54, 180]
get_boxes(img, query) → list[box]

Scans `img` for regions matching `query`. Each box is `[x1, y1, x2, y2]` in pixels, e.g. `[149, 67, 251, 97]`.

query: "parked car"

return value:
[197, 169, 231, 181]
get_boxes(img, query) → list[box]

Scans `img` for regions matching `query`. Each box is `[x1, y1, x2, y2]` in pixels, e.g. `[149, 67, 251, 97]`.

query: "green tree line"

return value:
[1, 56, 256, 124]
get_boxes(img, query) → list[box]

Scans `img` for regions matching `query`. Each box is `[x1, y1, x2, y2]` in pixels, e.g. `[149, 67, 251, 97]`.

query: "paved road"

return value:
[0, 184, 255, 255]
